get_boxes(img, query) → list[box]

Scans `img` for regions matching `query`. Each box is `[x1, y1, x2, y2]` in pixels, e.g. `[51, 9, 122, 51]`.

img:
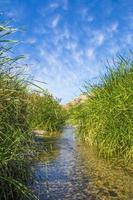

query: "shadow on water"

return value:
[30, 127, 133, 200]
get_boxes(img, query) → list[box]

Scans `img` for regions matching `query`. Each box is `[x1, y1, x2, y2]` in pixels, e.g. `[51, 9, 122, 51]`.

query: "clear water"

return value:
[31, 127, 133, 200]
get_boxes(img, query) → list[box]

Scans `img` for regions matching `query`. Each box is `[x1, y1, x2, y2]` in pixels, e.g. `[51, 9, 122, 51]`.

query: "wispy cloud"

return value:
[26, 37, 36, 44]
[96, 33, 105, 45]
[49, 2, 60, 9]
[86, 48, 95, 59]
[107, 22, 118, 32]
[51, 15, 60, 28]
[2, 0, 133, 103]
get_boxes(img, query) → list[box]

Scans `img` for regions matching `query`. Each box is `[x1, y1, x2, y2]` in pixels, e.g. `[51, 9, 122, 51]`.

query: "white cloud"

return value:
[65, 41, 77, 50]
[97, 33, 105, 45]
[26, 37, 36, 44]
[78, 7, 94, 22]
[44, 26, 71, 47]
[51, 15, 60, 28]
[86, 48, 95, 59]
[107, 22, 118, 32]
[72, 50, 83, 64]
[39, 3, 60, 16]
[49, 2, 59, 9]
[88, 31, 105, 47]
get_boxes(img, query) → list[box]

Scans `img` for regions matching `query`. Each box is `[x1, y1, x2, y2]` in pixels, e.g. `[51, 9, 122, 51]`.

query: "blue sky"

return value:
[0, 0, 133, 103]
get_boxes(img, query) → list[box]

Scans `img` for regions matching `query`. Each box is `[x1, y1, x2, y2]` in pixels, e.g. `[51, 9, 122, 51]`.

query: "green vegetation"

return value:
[0, 17, 133, 200]
[28, 92, 66, 132]
[69, 56, 133, 162]
[0, 23, 66, 199]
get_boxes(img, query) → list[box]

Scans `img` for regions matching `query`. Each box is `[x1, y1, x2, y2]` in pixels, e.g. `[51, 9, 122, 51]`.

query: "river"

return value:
[30, 127, 133, 200]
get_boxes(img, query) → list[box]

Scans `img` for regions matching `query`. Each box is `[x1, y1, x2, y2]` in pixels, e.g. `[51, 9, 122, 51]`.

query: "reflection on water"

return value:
[31, 128, 133, 200]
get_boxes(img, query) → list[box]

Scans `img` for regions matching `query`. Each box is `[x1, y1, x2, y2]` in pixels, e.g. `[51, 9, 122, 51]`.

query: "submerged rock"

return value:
[32, 130, 47, 136]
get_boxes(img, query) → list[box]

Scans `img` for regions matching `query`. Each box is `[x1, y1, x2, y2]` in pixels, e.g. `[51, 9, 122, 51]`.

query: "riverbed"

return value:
[30, 127, 133, 200]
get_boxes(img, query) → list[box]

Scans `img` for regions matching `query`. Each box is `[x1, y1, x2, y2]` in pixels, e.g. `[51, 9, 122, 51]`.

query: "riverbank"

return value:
[0, 24, 66, 200]
[68, 55, 133, 163]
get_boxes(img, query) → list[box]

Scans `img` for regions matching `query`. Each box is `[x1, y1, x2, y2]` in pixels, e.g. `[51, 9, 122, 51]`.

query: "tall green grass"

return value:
[0, 23, 66, 199]
[0, 23, 37, 200]
[69, 56, 133, 162]
[28, 92, 66, 132]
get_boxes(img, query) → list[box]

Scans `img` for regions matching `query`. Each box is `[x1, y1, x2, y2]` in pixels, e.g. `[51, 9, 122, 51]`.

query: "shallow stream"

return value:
[31, 127, 133, 200]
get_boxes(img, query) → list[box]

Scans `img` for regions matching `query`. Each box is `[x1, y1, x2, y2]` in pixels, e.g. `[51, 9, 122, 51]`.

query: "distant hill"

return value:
[64, 94, 87, 109]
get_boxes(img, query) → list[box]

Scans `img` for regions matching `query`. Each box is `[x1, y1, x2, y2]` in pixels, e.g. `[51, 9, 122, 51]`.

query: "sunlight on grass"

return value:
[0, 23, 66, 200]
[69, 55, 133, 163]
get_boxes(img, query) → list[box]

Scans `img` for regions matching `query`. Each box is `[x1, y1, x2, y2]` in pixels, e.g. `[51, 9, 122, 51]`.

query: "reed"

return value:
[28, 91, 66, 132]
[0, 23, 66, 199]
[69, 55, 133, 162]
